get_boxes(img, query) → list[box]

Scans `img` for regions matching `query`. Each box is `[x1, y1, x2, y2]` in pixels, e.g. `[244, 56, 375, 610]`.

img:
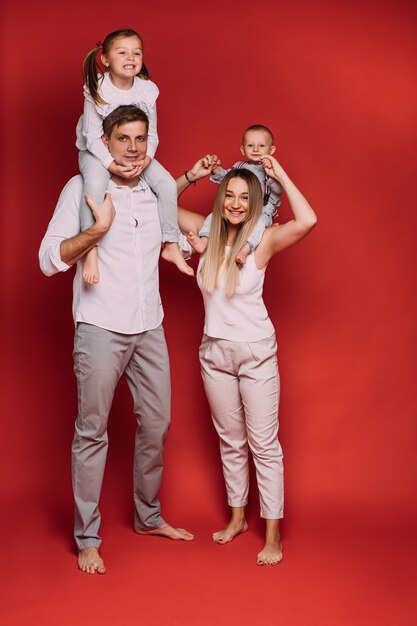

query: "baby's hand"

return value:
[259, 155, 284, 182]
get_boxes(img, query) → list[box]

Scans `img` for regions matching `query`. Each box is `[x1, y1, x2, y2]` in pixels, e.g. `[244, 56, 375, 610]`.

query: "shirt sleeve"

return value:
[81, 97, 114, 169]
[39, 177, 83, 276]
[210, 166, 228, 184]
[138, 79, 159, 159]
[145, 90, 159, 160]
[269, 178, 283, 209]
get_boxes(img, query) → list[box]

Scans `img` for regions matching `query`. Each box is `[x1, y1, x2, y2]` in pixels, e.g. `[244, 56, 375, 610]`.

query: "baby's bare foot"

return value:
[78, 547, 106, 574]
[186, 232, 208, 254]
[136, 522, 194, 541]
[162, 242, 194, 276]
[83, 248, 100, 284]
[235, 243, 251, 267]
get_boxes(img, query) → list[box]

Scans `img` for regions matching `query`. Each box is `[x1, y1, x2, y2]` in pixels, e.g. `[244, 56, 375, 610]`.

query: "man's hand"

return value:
[85, 192, 116, 234]
[60, 192, 116, 266]
[189, 154, 221, 182]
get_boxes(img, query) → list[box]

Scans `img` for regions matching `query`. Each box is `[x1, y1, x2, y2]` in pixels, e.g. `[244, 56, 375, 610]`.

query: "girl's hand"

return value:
[108, 160, 143, 178]
[141, 155, 152, 171]
[189, 154, 221, 181]
[260, 155, 286, 183]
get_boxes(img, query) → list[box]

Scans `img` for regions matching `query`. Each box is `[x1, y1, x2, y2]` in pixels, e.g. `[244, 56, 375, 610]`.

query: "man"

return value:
[39, 105, 196, 575]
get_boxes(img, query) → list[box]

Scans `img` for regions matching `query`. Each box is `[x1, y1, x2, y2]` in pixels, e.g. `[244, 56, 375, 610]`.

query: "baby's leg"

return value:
[235, 217, 267, 266]
[186, 213, 212, 254]
[142, 160, 193, 276]
[187, 233, 208, 254]
[235, 242, 251, 266]
[79, 151, 110, 284]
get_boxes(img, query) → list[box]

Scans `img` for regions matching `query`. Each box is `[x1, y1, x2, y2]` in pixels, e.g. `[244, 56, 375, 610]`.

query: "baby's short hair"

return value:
[242, 124, 274, 145]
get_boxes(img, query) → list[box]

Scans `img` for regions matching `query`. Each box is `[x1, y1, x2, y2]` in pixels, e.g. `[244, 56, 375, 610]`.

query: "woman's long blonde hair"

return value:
[199, 169, 263, 296]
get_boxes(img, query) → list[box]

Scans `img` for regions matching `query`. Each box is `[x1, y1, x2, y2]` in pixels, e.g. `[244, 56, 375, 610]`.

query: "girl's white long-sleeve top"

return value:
[76, 72, 159, 169]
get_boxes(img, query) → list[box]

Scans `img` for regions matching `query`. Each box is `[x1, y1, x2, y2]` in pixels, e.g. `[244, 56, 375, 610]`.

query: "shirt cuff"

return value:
[50, 242, 72, 272]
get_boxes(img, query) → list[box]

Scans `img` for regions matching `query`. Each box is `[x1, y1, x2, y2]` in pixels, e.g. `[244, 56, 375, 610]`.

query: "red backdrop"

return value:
[1, 0, 416, 623]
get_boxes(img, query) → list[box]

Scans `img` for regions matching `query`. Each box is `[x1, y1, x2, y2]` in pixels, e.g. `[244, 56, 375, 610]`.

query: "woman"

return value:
[177, 155, 317, 565]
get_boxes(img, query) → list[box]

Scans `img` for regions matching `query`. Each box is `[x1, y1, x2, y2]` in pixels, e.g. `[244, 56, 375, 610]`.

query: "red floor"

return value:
[2, 494, 416, 626]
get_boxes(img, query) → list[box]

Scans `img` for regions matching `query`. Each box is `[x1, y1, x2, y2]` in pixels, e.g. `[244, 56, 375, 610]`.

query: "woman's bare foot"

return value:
[136, 522, 194, 541]
[186, 231, 208, 254]
[83, 248, 100, 284]
[257, 519, 283, 566]
[212, 506, 248, 544]
[78, 547, 106, 574]
[161, 242, 194, 276]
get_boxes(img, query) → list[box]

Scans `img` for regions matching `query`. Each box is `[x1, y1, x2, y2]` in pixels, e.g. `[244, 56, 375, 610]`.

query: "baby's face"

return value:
[241, 130, 275, 163]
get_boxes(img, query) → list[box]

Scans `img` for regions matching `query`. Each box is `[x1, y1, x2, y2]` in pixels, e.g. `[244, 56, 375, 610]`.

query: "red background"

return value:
[1, 1, 416, 624]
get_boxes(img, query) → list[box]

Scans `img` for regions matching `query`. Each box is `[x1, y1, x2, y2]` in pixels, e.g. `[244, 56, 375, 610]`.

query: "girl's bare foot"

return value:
[83, 247, 100, 284]
[257, 519, 283, 565]
[212, 506, 248, 544]
[161, 242, 194, 276]
[136, 522, 194, 541]
[78, 547, 106, 574]
[186, 231, 208, 254]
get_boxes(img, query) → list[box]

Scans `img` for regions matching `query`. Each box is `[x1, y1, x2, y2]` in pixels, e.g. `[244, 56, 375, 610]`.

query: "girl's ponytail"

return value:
[139, 62, 150, 80]
[82, 45, 106, 106]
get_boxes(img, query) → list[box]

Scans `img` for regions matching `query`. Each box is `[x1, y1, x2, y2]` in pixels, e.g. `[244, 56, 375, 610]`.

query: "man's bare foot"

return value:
[186, 231, 208, 254]
[83, 248, 100, 284]
[161, 242, 194, 276]
[78, 547, 106, 574]
[212, 507, 248, 544]
[257, 519, 283, 565]
[136, 522, 194, 541]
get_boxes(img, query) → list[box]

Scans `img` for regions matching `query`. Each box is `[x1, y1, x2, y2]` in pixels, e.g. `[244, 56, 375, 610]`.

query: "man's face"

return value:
[103, 120, 148, 170]
[240, 129, 276, 163]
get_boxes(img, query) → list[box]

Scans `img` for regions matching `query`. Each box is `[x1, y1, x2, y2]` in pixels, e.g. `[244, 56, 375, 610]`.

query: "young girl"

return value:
[76, 28, 193, 283]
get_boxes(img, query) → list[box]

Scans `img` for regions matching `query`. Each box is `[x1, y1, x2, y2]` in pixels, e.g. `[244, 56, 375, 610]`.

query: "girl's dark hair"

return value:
[83, 29, 150, 106]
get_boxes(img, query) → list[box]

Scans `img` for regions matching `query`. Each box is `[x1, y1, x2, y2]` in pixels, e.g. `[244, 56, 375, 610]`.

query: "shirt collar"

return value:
[108, 177, 149, 192]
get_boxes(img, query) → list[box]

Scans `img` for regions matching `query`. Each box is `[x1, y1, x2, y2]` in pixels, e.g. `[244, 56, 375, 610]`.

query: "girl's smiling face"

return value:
[102, 36, 143, 83]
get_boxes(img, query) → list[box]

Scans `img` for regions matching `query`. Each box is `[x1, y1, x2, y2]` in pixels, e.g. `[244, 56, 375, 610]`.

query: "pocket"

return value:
[247, 334, 277, 363]
[199, 335, 213, 361]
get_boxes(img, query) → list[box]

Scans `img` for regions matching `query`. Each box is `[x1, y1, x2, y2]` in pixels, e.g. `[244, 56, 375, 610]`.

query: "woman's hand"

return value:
[189, 154, 221, 182]
[259, 155, 286, 184]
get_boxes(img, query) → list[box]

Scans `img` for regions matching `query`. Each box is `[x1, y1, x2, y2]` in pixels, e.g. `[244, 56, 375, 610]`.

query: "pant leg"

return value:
[123, 325, 171, 530]
[238, 335, 284, 519]
[141, 159, 179, 243]
[199, 336, 249, 508]
[247, 216, 267, 251]
[78, 150, 111, 232]
[199, 213, 213, 238]
[72, 323, 135, 550]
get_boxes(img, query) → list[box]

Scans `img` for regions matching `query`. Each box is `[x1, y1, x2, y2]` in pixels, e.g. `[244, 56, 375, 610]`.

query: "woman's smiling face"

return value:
[222, 177, 250, 224]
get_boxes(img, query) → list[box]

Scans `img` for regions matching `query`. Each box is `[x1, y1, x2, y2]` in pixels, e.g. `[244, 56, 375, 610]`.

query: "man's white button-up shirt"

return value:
[39, 176, 163, 334]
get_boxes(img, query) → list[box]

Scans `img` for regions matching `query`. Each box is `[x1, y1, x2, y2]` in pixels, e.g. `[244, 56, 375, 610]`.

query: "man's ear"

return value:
[101, 53, 109, 68]
[102, 133, 109, 148]
[240, 145, 245, 156]
[270, 145, 276, 155]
